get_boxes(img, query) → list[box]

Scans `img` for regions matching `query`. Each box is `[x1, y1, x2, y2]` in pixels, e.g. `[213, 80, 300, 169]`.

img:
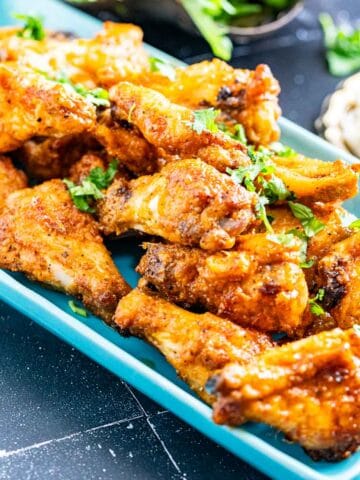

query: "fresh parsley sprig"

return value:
[13, 13, 45, 41]
[288, 201, 325, 238]
[187, 108, 220, 134]
[309, 288, 325, 316]
[349, 218, 360, 230]
[64, 159, 118, 213]
[149, 57, 176, 81]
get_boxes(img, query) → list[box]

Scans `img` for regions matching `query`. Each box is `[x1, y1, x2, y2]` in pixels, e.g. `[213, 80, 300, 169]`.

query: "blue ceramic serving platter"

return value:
[0, 1, 360, 479]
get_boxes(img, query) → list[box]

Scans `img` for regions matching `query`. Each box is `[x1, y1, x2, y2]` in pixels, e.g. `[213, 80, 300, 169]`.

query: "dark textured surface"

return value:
[1, 1, 360, 480]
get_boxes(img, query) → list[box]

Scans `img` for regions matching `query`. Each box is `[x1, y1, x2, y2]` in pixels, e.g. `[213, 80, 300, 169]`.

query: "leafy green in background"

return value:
[320, 13, 360, 76]
[180, 0, 296, 60]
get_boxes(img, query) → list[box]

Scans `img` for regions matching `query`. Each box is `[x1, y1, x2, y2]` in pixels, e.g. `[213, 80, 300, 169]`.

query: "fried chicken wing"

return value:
[0, 180, 129, 322]
[0, 63, 96, 153]
[140, 61, 281, 146]
[109, 81, 249, 172]
[114, 287, 273, 403]
[310, 232, 360, 331]
[137, 235, 309, 335]
[0, 22, 148, 88]
[98, 159, 257, 250]
[0, 156, 27, 211]
[212, 328, 360, 461]
[272, 153, 358, 204]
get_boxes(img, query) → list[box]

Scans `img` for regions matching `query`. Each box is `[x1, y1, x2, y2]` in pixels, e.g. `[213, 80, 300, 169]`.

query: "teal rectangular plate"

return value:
[0, 1, 359, 479]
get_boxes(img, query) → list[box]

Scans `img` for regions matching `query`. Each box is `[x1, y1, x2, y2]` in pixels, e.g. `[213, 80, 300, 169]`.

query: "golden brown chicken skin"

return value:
[98, 159, 257, 250]
[140, 61, 281, 146]
[114, 287, 273, 403]
[0, 180, 130, 322]
[0, 156, 27, 211]
[309, 231, 360, 331]
[272, 153, 358, 204]
[137, 235, 309, 336]
[0, 22, 149, 88]
[212, 327, 360, 461]
[0, 63, 96, 153]
[109, 81, 249, 172]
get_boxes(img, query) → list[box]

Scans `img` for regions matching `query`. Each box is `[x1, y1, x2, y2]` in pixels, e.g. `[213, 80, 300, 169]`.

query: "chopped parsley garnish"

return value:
[68, 300, 87, 317]
[64, 159, 118, 213]
[319, 13, 360, 76]
[219, 122, 247, 144]
[270, 141, 296, 157]
[187, 108, 220, 134]
[149, 57, 176, 81]
[309, 288, 325, 316]
[13, 13, 45, 41]
[55, 72, 110, 107]
[228, 146, 292, 232]
[349, 218, 360, 230]
[288, 201, 325, 238]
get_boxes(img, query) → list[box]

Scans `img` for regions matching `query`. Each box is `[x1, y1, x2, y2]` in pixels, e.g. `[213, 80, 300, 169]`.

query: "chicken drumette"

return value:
[114, 287, 273, 404]
[212, 327, 360, 461]
[0, 180, 129, 322]
[98, 159, 257, 250]
[137, 236, 309, 336]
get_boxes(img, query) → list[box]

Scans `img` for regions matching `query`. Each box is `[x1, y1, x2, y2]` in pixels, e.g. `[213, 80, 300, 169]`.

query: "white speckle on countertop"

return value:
[109, 448, 116, 458]
[126, 423, 133, 430]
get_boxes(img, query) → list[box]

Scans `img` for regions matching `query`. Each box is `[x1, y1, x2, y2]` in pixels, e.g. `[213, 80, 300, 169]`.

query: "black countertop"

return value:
[1, 1, 360, 479]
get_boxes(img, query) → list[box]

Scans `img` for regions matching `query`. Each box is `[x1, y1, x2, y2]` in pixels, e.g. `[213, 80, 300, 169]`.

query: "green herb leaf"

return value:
[319, 13, 360, 76]
[64, 160, 118, 213]
[260, 175, 292, 203]
[68, 300, 87, 317]
[288, 201, 325, 238]
[270, 141, 296, 157]
[42, 71, 110, 108]
[218, 122, 247, 144]
[187, 108, 220, 134]
[256, 196, 273, 233]
[149, 57, 176, 81]
[309, 288, 326, 316]
[13, 13, 45, 41]
[349, 218, 360, 230]
[180, 0, 233, 60]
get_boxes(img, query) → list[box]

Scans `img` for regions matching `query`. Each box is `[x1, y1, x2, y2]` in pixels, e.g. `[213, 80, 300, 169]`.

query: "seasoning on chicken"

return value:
[137, 235, 309, 336]
[114, 287, 273, 404]
[98, 159, 257, 250]
[0, 180, 130, 322]
[109, 81, 249, 172]
[212, 327, 360, 461]
[0, 156, 27, 211]
[0, 63, 96, 153]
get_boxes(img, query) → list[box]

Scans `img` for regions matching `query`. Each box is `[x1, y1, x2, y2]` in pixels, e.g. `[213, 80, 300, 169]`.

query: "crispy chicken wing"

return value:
[137, 237, 309, 335]
[0, 156, 27, 211]
[98, 159, 257, 250]
[0, 22, 148, 88]
[272, 153, 358, 204]
[114, 287, 273, 403]
[140, 61, 281, 146]
[0, 63, 96, 153]
[0, 180, 129, 322]
[212, 327, 360, 461]
[109, 81, 249, 173]
[310, 232, 360, 331]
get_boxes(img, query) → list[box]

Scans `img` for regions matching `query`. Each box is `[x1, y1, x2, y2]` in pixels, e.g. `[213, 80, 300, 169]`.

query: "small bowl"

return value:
[67, 0, 304, 44]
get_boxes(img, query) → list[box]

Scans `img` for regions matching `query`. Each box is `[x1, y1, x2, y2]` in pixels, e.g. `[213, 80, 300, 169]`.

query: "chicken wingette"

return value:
[98, 159, 257, 250]
[0, 63, 96, 153]
[0, 22, 149, 88]
[114, 287, 273, 404]
[139, 60, 281, 146]
[212, 327, 360, 461]
[137, 236, 309, 335]
[0, 156, 27, 211]
[0, 180, 130, 322]
[109, 81, 250, 173]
